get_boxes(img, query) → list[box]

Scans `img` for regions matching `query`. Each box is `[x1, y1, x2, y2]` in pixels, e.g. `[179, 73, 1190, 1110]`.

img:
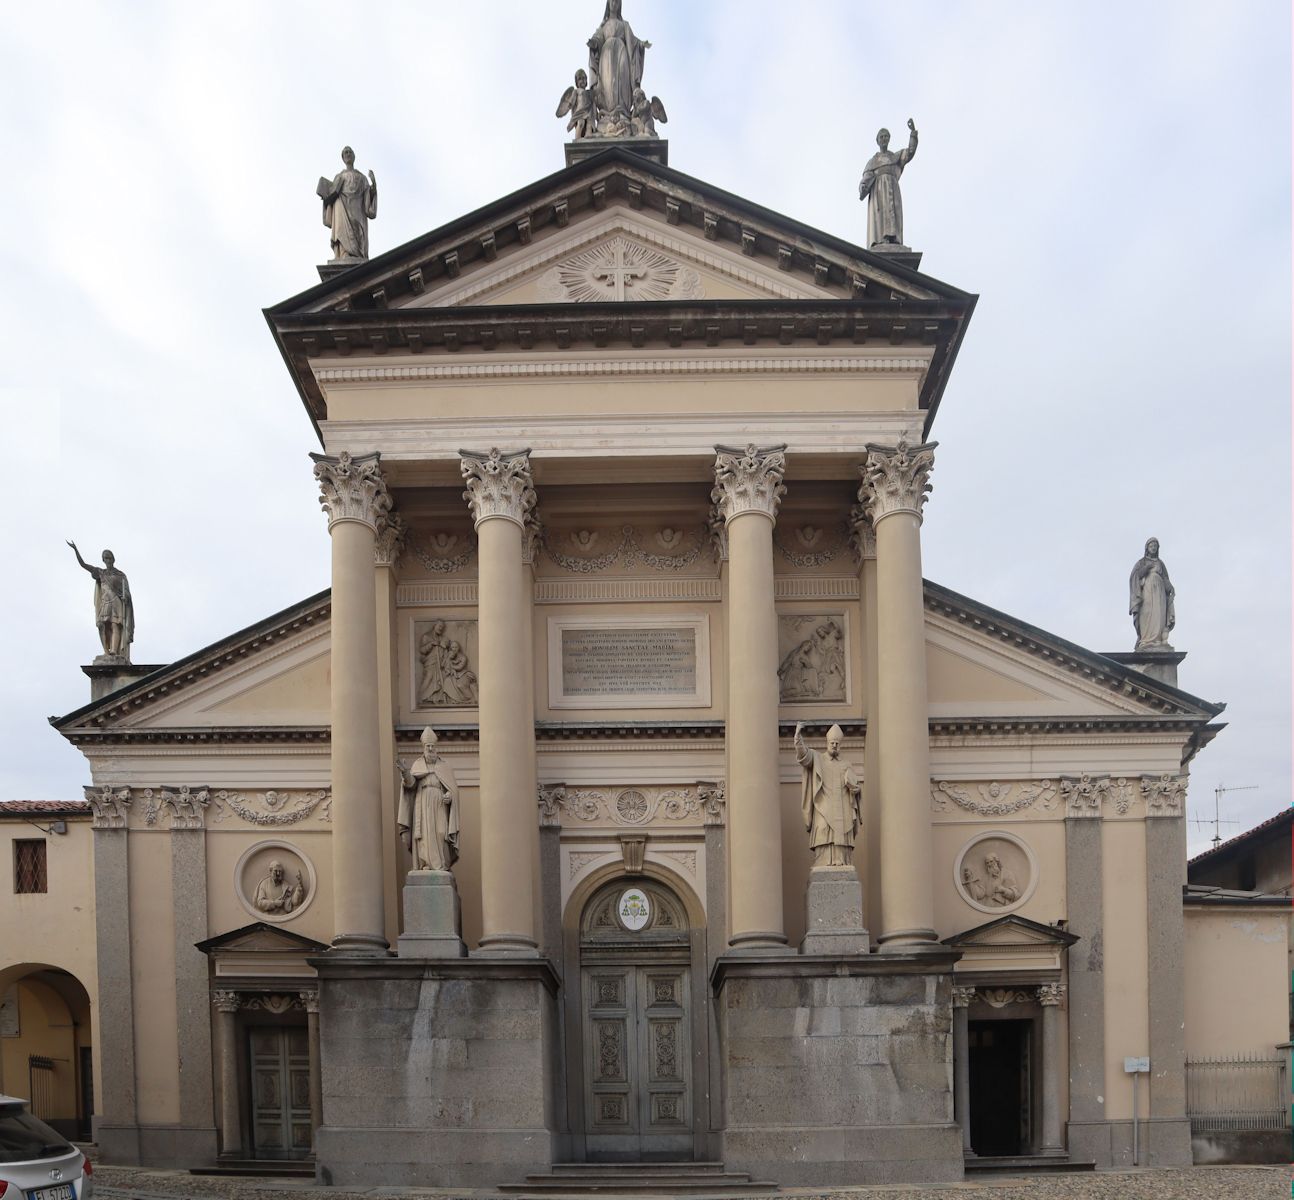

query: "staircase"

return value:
[501, 1162, 778, 1195]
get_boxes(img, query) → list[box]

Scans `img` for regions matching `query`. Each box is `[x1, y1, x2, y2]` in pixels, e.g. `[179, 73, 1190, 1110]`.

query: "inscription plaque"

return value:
[548, 615, 711, 709]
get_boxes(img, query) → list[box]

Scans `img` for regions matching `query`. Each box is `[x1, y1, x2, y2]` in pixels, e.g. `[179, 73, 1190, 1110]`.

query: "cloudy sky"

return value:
[2, 1, 1288, 855]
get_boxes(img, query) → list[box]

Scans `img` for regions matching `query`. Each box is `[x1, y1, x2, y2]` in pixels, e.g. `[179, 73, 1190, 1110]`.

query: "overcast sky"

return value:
[2, 1, 1288, 856]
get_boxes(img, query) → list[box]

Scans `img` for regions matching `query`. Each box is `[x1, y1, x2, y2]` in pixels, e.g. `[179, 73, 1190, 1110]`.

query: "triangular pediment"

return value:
[196, 921, 328, 956]
[943, 915, 1079, 950]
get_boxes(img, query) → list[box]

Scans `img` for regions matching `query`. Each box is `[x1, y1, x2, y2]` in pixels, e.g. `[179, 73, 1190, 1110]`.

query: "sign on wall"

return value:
[547, 615, 711, 709]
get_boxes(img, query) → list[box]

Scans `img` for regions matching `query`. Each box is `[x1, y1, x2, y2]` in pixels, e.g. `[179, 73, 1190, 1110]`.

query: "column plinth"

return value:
[462, 448, 540, 955]
[713, 444, 789, 952]
[312, 450, 392, 954]
[859, 438, 938, 949]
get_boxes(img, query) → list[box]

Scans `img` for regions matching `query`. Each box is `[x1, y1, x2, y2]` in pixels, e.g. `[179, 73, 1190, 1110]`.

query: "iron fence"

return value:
[27, 1055, 56, 1121]
[1186, 1052, 1290, 1132]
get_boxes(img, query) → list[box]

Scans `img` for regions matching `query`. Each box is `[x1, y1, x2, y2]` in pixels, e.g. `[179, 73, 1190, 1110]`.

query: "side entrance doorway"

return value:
[248, 1026, 312, 1160]
[968, 1018, 1033, 1156]
[569, 876, 706, 1162]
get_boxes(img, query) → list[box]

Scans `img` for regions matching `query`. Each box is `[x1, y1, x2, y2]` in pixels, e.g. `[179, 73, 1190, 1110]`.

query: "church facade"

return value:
[21, 63, 1287, 1186]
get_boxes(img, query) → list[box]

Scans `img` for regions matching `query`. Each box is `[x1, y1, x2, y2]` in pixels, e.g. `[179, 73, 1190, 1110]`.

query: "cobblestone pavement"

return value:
[92, 1165, 1291, 1200]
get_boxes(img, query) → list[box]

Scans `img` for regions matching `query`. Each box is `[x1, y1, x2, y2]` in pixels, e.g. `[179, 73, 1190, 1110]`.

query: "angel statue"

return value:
[557, 69, 597, 139]
[630, 87, 667, 138]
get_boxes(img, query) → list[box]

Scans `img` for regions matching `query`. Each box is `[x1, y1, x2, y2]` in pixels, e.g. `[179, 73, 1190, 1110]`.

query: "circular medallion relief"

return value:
[235, 839, 318, 924]
[615, 789, 649, 823]
[617, 887, 652, 931]
[953, 830, 1038, 916]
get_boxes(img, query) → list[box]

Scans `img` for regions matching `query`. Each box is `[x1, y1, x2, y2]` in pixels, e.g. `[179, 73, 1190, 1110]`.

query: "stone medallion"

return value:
[953, 830, 1037, 916]
[235, 839, 318, 924]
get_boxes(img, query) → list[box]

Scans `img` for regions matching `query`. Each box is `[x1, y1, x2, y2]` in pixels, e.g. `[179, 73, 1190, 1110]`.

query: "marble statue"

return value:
[1129, 537, 1175, 650]
[317, 146, 377, 262]
[556, 70, 597, 139]
[254, 860, 307, 914]
[630, 87, 667, 137]
[67, 541, 134, 662]
[858, 119, 918, 249]
[398, 728, 460, 872]
[794, 723, 862, 868]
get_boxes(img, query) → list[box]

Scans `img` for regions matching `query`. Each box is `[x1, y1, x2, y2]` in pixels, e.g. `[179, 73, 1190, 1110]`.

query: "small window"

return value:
[14, 840, 47, 894]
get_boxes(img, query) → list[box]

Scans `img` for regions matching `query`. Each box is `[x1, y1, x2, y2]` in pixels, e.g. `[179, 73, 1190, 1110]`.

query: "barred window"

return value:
[14, 840, 47, 894]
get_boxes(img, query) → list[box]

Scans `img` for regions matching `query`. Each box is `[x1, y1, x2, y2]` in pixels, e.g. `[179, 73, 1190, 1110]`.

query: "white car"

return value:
[0, 1096, 91, 1200]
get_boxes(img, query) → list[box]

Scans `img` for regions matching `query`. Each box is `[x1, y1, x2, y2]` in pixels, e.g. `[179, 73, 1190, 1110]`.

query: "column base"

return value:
[473, 932, 540, 957]
[877, 927, 939, 950]
[727, 930, 794, 955]
[329, 932, 392, 956]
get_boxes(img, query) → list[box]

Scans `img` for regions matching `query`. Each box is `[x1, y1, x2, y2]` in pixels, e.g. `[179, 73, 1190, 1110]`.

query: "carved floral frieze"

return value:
[141, 786, 211, 830]
[212, 990, 315, 1014]
[209, 789, 332, 827]
[539, 782, 725, 828]
[412, 531, 478, 574]
[931, 780, 1059, 817]
[84, 785, 132, 830]
[543, 524, 707, 574]
[773, 522, 848, 569]
[1141, 773, 1187, 817]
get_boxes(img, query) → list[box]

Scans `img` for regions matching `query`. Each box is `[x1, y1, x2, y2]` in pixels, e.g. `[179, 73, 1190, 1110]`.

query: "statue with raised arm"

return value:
[1129, 537, 1176, 650]
[858, 119, 918, 249]
[316, 146, 377, 262]
[794, 722, 863, 868]
[67, 541, 134, 662]
[397, 728, 460, 872]
[587, 0, 652, 136]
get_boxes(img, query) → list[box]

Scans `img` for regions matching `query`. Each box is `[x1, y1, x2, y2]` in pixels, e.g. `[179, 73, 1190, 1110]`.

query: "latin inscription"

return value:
[561, 627, 697, 697]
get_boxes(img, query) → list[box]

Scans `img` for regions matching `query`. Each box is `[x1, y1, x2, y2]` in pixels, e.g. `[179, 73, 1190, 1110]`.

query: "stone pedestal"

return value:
[565, 137, 668, 167]
[312, 957, 561, 1187]
[712, 949, 963, 1186]
[397, 870, 466, 959]
[800, 867, 869, 955]
[1103, 648, 1186, 688]
[82, 661, 163, 702]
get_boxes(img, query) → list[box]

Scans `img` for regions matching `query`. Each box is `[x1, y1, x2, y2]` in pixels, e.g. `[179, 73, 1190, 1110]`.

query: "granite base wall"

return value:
[93, 1123, 217, 1167]
[1191, 1129, 1291, 1165]
[312, 957, 561, 1188]
[1067, 1116, 1193, 1168]
[712, 950, 964, 1185]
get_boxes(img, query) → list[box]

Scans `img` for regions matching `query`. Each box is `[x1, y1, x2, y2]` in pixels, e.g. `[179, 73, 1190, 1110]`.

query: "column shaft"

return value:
[329, 517, 388, 950]
[215, 1004, 241, 1156]
[1041, 996, 1065, 1153]
[306, 1006, 323, 1144]
[953, 1001, 973, 1155]
[726, 512, 785, 948]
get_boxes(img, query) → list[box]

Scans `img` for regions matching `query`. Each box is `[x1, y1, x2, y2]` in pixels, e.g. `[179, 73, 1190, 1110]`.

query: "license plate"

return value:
[34, 1184, 75, 1200]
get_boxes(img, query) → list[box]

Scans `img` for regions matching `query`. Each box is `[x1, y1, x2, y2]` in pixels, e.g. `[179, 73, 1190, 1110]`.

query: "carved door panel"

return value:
[582, 964, 691, 1158]
[249, 1026, 312, 1159]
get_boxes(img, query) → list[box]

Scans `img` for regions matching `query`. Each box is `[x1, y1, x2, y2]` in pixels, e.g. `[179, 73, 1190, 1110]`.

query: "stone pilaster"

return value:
[1038, 982, 1066, 1155]
[858, 438, 938, 949]
[1142, 774, 1191, 1165]
[171, 817, 216, 1157]
[374, 510, 405, 945]
[951, 984, 975, 1156]
[713, 444, 788, 951]
[461, 448, 539, 954]
[311, 450, 392, 954]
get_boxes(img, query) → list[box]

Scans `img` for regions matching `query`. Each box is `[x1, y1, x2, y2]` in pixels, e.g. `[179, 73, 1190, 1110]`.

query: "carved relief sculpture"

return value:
[955, 833, 1036, 913]
[537, 238, 703, 303]
[794, 723, 862, 868]
[778, 616, 847, 702]
[84, 785, 132, 830]
[254, 860, 307, 914]
[858, 119, 918, 249]
[397, 727, 461, 872]
[1129, 537, 1176, 650]
[317, 146, 377, 262]
[67, 542, 134, 662]
[982, 852, 1021, 906]
[416, 619, 479, 707]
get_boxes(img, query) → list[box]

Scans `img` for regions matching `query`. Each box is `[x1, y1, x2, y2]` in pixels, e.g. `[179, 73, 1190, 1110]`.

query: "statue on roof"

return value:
[559, 2, 666, 141]
[66, 541, 134, 663]
[1129, 537, 1176, 650]
[858, 119, 919, 251]
[316, 146, 377, 262]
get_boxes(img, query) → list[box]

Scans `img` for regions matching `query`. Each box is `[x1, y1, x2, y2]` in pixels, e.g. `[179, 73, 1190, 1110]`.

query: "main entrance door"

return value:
[579, 880, 694, 1160]
[248, 1026, 312, 1159]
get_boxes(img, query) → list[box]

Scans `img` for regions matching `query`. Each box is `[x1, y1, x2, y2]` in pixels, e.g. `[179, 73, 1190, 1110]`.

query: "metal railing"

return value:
[1186, 1053, 1290, 1132]
[27, 1055, 56, 1121]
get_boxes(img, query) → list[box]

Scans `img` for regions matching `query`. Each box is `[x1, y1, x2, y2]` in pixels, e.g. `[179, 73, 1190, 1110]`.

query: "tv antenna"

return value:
[1191, 783, 1257, 848]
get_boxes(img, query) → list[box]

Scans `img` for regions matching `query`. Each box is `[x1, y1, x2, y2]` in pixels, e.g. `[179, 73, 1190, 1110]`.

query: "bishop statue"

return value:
[795, 723, 863, 868]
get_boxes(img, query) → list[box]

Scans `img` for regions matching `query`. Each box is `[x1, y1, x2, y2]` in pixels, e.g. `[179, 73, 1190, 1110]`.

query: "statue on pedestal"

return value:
[556, 70, 597, 139]
[858, 119, 919, 250]
[66, 541, 134, 662]
[317, 146, 377, 262]
[558, 2, 666, 141]
[1129, 537, 1175, 650]
[397, 727, 460, 872]
[794, 723, 862, 868]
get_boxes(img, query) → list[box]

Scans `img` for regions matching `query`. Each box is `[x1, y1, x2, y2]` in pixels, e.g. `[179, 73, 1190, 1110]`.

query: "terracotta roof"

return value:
[0, 800, 90, 815]
[1188, 807, 1293, 868]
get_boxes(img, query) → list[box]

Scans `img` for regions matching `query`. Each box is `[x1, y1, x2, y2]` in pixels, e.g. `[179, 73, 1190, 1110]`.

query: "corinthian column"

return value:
[713, 444, 788, 951]
[461, 448, 540, 955]
[859, 437, 938, 949]
[311, 450, 392, 954]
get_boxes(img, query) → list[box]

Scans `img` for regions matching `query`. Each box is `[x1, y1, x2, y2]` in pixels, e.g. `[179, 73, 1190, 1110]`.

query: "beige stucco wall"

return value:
[1184, 906, 1289, 1057]
[1101, 817, 1150, 1120]
[0, 978, 86, 1121]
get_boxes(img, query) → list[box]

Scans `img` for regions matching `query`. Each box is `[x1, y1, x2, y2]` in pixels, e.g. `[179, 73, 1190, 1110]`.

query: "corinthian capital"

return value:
[460, 448, 537, 528]
[711, 444, 787, 523]
[858, 437, 937, 525]
[310, 451, 392, 532]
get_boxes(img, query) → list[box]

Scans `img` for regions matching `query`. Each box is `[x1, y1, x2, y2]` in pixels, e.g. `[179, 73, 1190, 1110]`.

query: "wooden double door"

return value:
[248, 1026, 312, 1159]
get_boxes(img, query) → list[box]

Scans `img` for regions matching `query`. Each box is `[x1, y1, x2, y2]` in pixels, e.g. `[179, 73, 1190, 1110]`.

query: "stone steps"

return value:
[964, 1154, 1096, 1174]
[190, 1159, 315, 1178]
[501, 1162, 778, 1195]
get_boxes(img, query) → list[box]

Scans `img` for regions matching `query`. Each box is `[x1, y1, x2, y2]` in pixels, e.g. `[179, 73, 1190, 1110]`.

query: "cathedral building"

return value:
[5, 7, 1288, 1189]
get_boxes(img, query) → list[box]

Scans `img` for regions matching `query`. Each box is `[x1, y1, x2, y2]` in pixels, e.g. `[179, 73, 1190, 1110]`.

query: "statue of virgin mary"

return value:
[587, 0, 649, 135]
